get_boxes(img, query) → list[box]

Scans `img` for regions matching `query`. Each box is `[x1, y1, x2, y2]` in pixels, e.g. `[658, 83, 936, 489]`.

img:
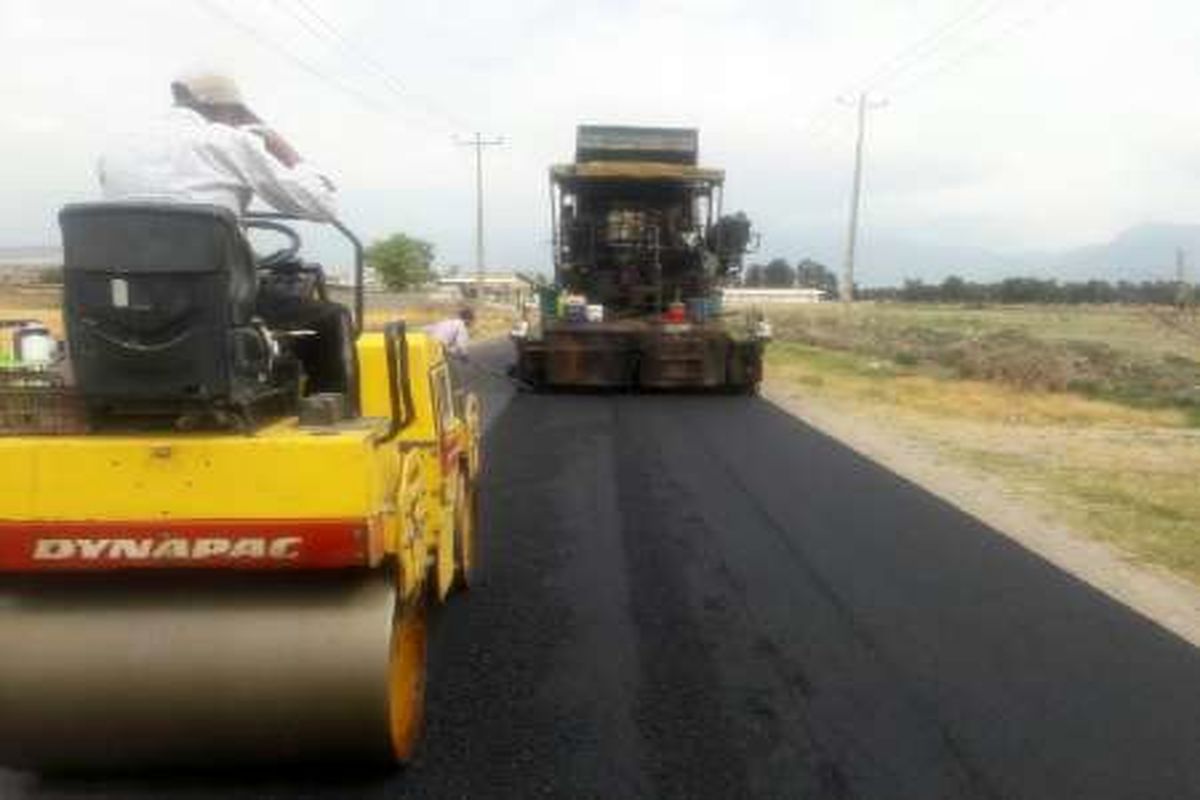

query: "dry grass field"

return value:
[770, 302, 1200, 417]
[362, 303, 513, 340]
[0, 285, 515, 363]
[766, 303, 1200, 584]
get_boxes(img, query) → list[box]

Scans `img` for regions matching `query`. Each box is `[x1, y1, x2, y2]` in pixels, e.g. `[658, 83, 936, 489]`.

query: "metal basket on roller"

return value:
[0, 366, 90, 436]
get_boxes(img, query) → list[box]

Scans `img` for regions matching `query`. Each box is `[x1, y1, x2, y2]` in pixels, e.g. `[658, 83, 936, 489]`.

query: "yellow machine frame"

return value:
[0, 329, 480, 605]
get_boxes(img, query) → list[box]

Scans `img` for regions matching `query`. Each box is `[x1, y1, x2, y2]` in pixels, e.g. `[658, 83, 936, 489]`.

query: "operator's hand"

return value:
[247, 126, 303, 168]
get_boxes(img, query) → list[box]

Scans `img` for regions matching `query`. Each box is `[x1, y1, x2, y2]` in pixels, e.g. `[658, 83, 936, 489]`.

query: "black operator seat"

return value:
[253, 257, 359, 410]
[59, 202, 283, 421]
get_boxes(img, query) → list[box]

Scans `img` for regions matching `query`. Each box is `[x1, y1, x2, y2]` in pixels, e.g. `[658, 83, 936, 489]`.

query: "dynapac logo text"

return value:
[31, 536, 303, 561]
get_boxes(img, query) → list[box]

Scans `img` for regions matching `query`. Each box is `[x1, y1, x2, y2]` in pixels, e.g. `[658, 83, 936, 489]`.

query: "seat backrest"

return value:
[58, 202, 265, 408]
[59, 202, 256, 319]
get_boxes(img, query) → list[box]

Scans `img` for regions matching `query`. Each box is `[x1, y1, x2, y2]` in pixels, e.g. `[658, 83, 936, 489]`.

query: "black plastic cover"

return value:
[59, 202, 273, 415]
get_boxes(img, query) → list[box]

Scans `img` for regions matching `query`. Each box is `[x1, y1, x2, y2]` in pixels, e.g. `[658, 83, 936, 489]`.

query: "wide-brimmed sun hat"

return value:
[173, 72, 245, 106]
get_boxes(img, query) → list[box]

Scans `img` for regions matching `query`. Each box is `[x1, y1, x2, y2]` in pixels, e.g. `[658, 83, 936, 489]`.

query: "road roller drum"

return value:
[0, 574, 425, 768]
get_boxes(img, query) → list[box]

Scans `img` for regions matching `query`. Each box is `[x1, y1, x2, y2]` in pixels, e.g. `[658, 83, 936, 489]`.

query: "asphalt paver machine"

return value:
[514, 125, 769, 391]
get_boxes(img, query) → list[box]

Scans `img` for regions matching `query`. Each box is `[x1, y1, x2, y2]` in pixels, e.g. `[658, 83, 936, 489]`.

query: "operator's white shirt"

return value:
[97, 107, 337, 221]
[424, 318, 470, 356]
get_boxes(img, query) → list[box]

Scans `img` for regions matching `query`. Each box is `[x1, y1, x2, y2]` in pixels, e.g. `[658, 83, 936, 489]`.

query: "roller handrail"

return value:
[380, 321, 415, 442]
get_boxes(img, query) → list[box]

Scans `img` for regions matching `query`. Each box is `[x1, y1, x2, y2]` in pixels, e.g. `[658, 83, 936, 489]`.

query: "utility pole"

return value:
[1176, 247, 1192, 307]
[455, 133, 505, 292]
[838, 93, 887, 303]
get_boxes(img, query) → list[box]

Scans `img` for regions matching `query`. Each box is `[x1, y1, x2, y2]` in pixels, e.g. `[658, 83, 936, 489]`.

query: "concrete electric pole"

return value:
[838, 93, 887, 303]
[456, 133, 506, 289]
[1176, 247, 1192, 307]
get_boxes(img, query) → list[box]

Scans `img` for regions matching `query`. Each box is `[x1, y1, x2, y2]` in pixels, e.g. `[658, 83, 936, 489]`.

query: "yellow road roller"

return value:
[0, 204, 480, 770]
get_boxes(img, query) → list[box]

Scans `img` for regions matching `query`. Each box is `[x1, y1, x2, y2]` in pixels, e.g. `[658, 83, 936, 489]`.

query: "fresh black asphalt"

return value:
[5, 341, 1200, 799]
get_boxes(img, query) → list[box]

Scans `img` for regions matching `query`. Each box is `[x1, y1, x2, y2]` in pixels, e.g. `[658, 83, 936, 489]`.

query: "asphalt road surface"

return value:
[4, 340, 1200, 799]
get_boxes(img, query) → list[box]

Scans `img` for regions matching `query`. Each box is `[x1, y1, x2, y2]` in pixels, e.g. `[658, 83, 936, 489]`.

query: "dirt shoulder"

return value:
[764, 379, 1200, 650]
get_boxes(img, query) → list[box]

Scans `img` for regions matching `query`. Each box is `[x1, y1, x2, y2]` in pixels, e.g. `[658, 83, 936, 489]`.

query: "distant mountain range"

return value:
[4, 223, 1199, 287]
[772, 223, 1200, 287]
[0, 246, 61, 267]
[1043, 224, 1199, 283]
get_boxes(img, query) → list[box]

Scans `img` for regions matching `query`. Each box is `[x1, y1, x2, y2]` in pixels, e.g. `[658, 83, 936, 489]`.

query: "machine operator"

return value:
[97, 72, 354, 398]
[99, 72, 336, 221]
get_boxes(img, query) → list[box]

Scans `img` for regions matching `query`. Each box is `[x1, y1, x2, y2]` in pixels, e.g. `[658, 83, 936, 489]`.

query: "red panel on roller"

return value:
[0, 519, 369, 571]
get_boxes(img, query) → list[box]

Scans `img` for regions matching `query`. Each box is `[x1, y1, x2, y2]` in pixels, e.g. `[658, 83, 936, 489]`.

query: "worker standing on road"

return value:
[96, 73, 354, 398]
[98, 72, 336, 221]
[424, 308, 475, 360]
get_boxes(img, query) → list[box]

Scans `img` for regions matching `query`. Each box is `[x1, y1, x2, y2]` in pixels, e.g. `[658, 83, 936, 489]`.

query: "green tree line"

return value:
[741, 258, 838, 295]
[862, 276, 1195, 306]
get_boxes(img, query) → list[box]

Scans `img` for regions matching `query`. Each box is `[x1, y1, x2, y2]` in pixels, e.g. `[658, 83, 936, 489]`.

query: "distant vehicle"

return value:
[513, 125, 769, 391]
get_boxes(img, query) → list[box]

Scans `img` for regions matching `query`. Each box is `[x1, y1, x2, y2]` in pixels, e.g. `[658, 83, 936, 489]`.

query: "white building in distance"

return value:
[722, 287, 826, 304]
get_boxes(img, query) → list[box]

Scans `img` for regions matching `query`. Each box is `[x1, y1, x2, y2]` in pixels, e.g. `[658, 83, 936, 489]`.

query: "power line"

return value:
[197, 0, 460, 137]
[796, 0, 1009, 141]
[286, 0, 397, 88]
[193, 0, 392, 116]
[887, 0, 1068, 98]
[263, 0, 452, 134]
[854, 0, 1008, 95]
[802, 0, 1067, 154]
[274, 0, 476, 133]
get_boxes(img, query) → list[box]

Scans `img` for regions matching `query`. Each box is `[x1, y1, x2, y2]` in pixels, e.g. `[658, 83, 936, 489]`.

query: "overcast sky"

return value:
[3, 0, 1199, 278]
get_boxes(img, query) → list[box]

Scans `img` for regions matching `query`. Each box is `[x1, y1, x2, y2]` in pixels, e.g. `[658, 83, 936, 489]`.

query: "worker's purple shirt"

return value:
[423, 318, 470, 355]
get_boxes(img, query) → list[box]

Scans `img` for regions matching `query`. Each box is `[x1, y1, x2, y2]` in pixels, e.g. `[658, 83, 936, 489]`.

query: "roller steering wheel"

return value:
[244, 218, 302, 269]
